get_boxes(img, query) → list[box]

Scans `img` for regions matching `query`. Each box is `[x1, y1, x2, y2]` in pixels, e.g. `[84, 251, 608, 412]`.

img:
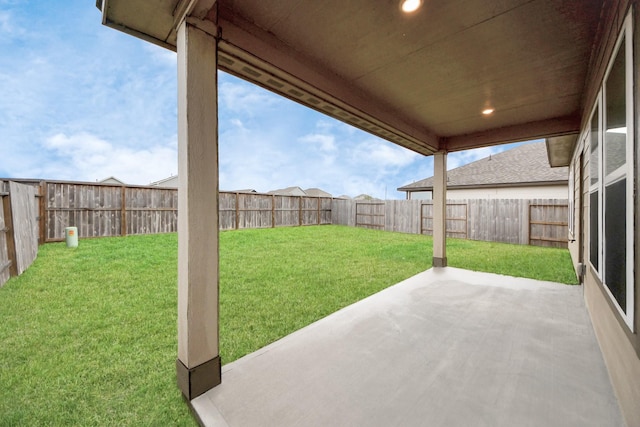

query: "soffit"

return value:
[99, 0, 603, 156]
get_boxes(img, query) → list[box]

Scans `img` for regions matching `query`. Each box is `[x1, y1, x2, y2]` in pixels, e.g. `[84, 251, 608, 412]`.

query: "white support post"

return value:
[433, 150, 447, 267]
[175, 19, 221, 400]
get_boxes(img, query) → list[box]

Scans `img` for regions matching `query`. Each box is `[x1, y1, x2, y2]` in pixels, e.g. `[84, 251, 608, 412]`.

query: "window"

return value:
[568, 166, 574, 237]
[588, 15, 634, 330]
[589, 107, 599, 272]
[604, 39, 628, 313]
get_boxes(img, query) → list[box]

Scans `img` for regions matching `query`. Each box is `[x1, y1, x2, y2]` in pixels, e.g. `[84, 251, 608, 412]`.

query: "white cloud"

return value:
[0, 11, 11, 34]
[0, 10, 24, 39]
[351, 140, 420, 168]
[300, 133, 337, 152]
[45, 133, 111, 152]
[219, 79, 283, 115]
[40, 132, 177, 185]
[144, 43, 177, 68]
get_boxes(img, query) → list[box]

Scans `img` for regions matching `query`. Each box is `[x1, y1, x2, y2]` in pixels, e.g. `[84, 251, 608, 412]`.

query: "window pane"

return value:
[590, 109, 599, 186]
[590, 191, 599, 270]
[604, 178, 626, 311]
[605, 39, 626, 175]
[602, 36, 628, 313]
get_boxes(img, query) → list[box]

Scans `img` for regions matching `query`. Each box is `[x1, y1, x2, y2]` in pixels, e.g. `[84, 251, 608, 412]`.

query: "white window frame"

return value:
[588, 100, 602, 274]
[589, 13, 635, 330]
[568, 166, 575, 237]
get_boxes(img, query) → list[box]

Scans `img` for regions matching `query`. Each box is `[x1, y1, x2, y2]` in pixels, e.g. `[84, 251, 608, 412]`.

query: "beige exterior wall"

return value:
[568, 144, 587, 278]
[408, 184, 567, 200]
[570, 2, 640, 426]
[584, 272, 640, 426]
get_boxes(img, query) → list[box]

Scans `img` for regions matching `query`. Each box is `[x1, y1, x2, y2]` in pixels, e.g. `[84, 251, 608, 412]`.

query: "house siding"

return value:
[570, 2, 640, 426]
[407, 185, 567, 200]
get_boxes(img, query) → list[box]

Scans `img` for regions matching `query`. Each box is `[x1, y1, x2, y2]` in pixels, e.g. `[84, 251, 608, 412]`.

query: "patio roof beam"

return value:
[442, 115, 581, 152]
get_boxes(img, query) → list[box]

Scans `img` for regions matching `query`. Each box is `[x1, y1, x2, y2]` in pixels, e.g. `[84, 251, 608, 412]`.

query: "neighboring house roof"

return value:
[268, 186, 332, 197]
[268, 186, 307, 196]
[398, 141, 568, 192]
[99, 176, 126, 185]
[354, 194, 378, 200]
[304, 188, 332, 198]
[149, 175, 178, 188]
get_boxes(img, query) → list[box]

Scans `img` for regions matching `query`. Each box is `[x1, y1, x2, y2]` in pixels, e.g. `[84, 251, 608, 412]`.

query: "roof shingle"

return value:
[398, 142, 568, 191]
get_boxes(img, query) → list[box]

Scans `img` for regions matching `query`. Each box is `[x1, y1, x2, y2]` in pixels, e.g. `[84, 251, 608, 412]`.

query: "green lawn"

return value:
[0, 225, 576, 426]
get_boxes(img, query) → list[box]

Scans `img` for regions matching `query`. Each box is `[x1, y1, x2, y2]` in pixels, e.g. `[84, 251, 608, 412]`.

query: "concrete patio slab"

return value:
[191, 267, 624, 427]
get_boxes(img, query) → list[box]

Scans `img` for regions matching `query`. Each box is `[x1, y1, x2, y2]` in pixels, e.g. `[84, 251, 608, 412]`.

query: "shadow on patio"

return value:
[191, 267, 623, 427]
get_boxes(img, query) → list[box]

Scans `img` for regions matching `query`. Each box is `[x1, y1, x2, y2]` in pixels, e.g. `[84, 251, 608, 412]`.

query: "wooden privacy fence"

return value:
[43, 181, 178, 241]
[0, 181, 39, 287]
[18, 180, 333, 241]
[355, 202, 385, 230]
[421, 202, 468, 239]
[220, 192, 332, 230]
[335, 199, 568, 248]
[529, 203, 569, 246]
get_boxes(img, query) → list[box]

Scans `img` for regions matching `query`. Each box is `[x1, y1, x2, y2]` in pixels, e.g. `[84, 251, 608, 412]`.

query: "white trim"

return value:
[568, 166, 575, 236]
[588, 96, 602, 275]
[623, 12, 634, 331]
[604, 165, 627, 185]
[596, 12, 635, 331]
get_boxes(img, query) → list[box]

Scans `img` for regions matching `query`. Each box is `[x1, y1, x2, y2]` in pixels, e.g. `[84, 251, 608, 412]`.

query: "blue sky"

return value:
[0, 0, 526, 199]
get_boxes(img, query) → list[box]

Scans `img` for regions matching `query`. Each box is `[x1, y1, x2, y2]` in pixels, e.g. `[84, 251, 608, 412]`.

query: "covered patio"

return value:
[191, 267, 622, 426]
[95, 0, 640, 425]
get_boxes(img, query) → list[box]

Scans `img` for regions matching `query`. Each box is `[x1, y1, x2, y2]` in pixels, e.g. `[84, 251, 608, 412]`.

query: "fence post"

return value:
[526, 200, 532, 246]
[299, 197, 302, 226]
[38, 181, 46, 245]
[235, 192, 239, 230]
[2, 194, 18, 277]
[121, 186, 127, 237]
[271, 194, 275, 228]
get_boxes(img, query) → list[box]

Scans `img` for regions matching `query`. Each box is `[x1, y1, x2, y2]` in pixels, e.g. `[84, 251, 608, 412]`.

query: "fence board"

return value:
[8, 182, 38, 275]
[355, 202, 385, 229]
[274, 195, 299, 227]
[0, 181, 10, 286]
[529, 201, 569, 248]
[331, 199, 355, 227]
[219, 192, 237, 230]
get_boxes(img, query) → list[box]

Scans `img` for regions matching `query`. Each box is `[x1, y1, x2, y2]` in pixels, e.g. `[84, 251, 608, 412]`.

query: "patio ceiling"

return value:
[100, 0, 602, 157]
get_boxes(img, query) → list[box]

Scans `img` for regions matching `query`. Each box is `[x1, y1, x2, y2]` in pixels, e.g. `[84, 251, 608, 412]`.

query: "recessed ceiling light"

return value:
[400, 0, 423, 13]
[482, 108, 495, 115]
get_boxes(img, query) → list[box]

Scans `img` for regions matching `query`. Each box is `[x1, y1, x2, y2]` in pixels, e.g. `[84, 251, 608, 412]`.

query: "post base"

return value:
[176, 356, 221, 400]
[433, 257, 448, 267]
